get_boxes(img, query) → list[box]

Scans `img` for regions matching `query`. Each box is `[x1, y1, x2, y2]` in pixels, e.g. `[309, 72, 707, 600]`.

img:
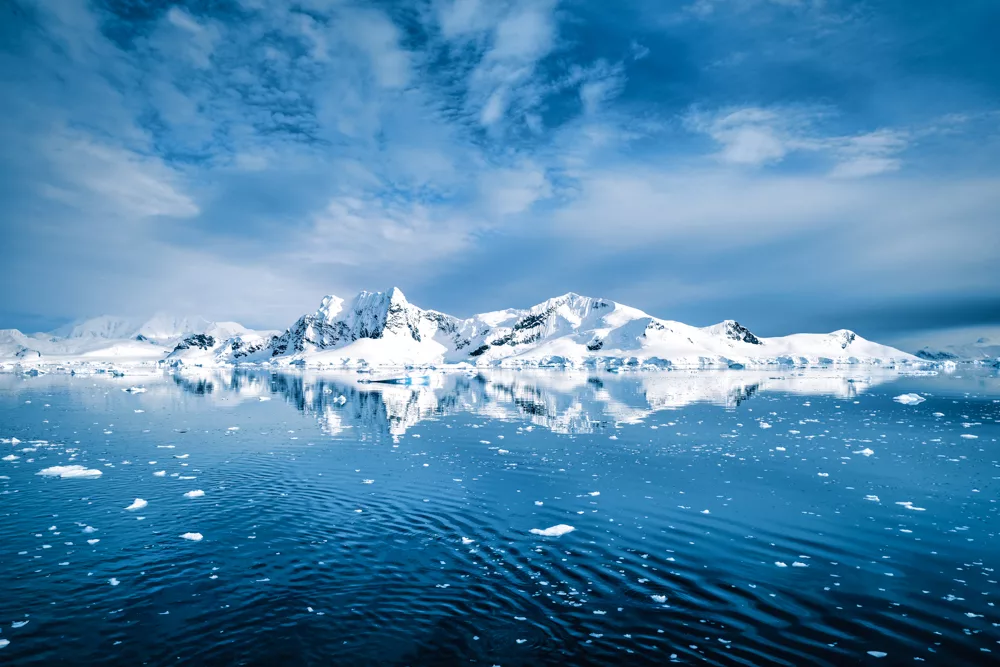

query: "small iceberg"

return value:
[37, 465, 103, 479]
[529, 524, 576, 537]
[893, 393, 925, 405]
[183, 490, 205, 498]
[124, 498, 148, 511]
[122, 386, 147, 393]
[180, 532, 204, 541]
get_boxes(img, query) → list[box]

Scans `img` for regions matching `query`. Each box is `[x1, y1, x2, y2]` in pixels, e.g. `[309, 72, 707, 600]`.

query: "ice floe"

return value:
[529, 524, 576, 537]
[37, 465, 102, 479]
[124, 498, 148, 511]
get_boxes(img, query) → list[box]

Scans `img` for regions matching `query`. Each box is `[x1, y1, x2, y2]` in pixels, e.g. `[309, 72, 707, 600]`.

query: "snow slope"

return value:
[2, 288, 923, 369]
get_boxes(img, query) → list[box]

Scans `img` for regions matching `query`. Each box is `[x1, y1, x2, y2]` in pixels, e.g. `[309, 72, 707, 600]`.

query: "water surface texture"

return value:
[1, 369, 998, 665]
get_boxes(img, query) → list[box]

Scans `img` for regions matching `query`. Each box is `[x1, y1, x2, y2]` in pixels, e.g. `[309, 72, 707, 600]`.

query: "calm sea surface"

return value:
[0, 368, 998, 665]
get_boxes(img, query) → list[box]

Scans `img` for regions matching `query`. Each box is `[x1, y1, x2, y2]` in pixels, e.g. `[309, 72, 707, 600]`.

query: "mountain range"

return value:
[1, 288, 927, 369]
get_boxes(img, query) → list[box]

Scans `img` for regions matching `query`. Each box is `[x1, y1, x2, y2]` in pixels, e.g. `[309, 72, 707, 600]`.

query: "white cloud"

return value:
[43, 130, 198, 219]
[689, 106, 911, 175]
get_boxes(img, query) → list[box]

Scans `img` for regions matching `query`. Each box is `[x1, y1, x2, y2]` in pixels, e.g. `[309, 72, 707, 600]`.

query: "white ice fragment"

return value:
[864, 495, 880, 502]
[529, 524, 576, 537]
[960, 434, 978, 439]
[775, 562, 788, 567]
[854, 448, 875, 456]
[651, 595, 667, 603]
[461, 537, 474, 545]
[227, 427, 240, 431]
[11, 621, 28, 628]
[180, 532, 203, 541]
[87, 539, 100, 545]
[124, 498, 148, 511]
[759, 421, 772, 429]
[893, 393, 924, 405]
[895, 501, 926, 511]
[362, 479, 374, 484]
[0, 639, 8, 649]
[183, 490, 205, 498]
[588, 491, 600, 497]
[153, 471, 166, 477]
[37, 465, 102, 479]
[867, 651, 887, 658]
[123, 386, 147, 393]
[109, 577, 120, 586]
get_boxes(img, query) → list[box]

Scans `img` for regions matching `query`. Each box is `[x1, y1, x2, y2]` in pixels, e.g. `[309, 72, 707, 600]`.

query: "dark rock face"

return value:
[915, 349, 958, 361]
[839, 331, 856, 349]
[172, 333, 216, 352]
[725, 321, 761, 345]
[586, 339, 604, 351]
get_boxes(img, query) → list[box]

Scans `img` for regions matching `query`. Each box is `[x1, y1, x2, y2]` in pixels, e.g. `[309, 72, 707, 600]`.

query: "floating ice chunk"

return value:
[775, 446, 786, 451]
[775, 562, 788, 567]
[87, 539, 100, 545]
[83, 525, 97, 533]
[2, 455, 19, 461]
[893, 393, 924, 405]
[258, 396, 271, 401]
[227, 427, 240, 431]
[497, 449, 509, 455]
[588, 491, 600, 497]
[183, 490, 205, 498]
[124, 498, 148, 511]
[153, 471, 166, 477]
[461, 537, 474, 545]
[651, 595, 667, 603]
[534, 501, 544, 506]
[37, 465, 102, 479]
[180, 532, 203, 541]
[11, 620, 28, 628]
[173, 454, 189, 459]
[864, 495, 880, 502]
[123, 387, 146, 393]
[867, 651, 887, 658]
[0, 639, 8, 649]
[792, 562, 808, 567]
[854, 448, 875, 456]
[109, 577, 120, 586]
[895, 501, 926, 511]
[817, 472, 829, 477]
[759, 421, 772, 429]
[529, 524, 576, 537]
[932, 412, 944, 417]
[134, 409, 145, 413]
[362, 479, 374, 485]
[960, 434, 978, 439]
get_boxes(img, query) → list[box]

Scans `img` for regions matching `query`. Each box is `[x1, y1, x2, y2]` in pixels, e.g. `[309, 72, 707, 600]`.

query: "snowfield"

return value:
[2, 288, 925, 371]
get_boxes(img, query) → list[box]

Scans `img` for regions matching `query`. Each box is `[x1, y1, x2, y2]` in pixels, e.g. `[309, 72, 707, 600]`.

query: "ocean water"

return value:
[0, 368, 998, 665]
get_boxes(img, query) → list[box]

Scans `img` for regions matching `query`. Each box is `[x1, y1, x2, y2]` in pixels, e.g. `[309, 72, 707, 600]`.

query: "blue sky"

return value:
[1, 0, 998, 342]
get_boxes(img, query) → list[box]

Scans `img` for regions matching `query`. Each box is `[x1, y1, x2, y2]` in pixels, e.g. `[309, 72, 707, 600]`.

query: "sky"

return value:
[1, 0, 998, 344]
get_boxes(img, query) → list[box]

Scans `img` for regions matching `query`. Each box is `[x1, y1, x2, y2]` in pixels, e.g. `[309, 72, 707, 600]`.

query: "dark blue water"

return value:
[1, 368, 998, 665]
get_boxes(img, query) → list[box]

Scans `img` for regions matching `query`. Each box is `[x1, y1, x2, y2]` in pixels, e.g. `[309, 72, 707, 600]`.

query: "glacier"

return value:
[1, 288, 926, 371]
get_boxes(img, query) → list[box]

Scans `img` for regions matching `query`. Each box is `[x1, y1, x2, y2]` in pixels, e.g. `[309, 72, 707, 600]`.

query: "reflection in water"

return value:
[173, 368, 898, 437]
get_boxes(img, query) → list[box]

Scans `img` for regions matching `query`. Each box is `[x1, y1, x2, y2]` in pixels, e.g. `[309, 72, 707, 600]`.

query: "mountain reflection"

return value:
[171, 368, 897, 437]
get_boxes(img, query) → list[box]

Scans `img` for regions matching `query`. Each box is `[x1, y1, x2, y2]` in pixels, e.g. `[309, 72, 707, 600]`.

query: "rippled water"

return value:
[1, 368, 998, 665]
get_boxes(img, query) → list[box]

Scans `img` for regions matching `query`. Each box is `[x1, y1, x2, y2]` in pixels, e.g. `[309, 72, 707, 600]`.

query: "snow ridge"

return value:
[2, 288, 925, 370]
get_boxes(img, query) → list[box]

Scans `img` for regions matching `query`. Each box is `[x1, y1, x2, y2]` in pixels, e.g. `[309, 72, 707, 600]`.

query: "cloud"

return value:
[689, 106, 911, 176]
[0, 0, 997, 340]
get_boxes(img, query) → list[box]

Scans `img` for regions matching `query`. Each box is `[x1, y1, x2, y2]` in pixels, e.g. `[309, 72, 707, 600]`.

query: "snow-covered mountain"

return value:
[2, 288, 924, 370]
[1, 314, 271, 366]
